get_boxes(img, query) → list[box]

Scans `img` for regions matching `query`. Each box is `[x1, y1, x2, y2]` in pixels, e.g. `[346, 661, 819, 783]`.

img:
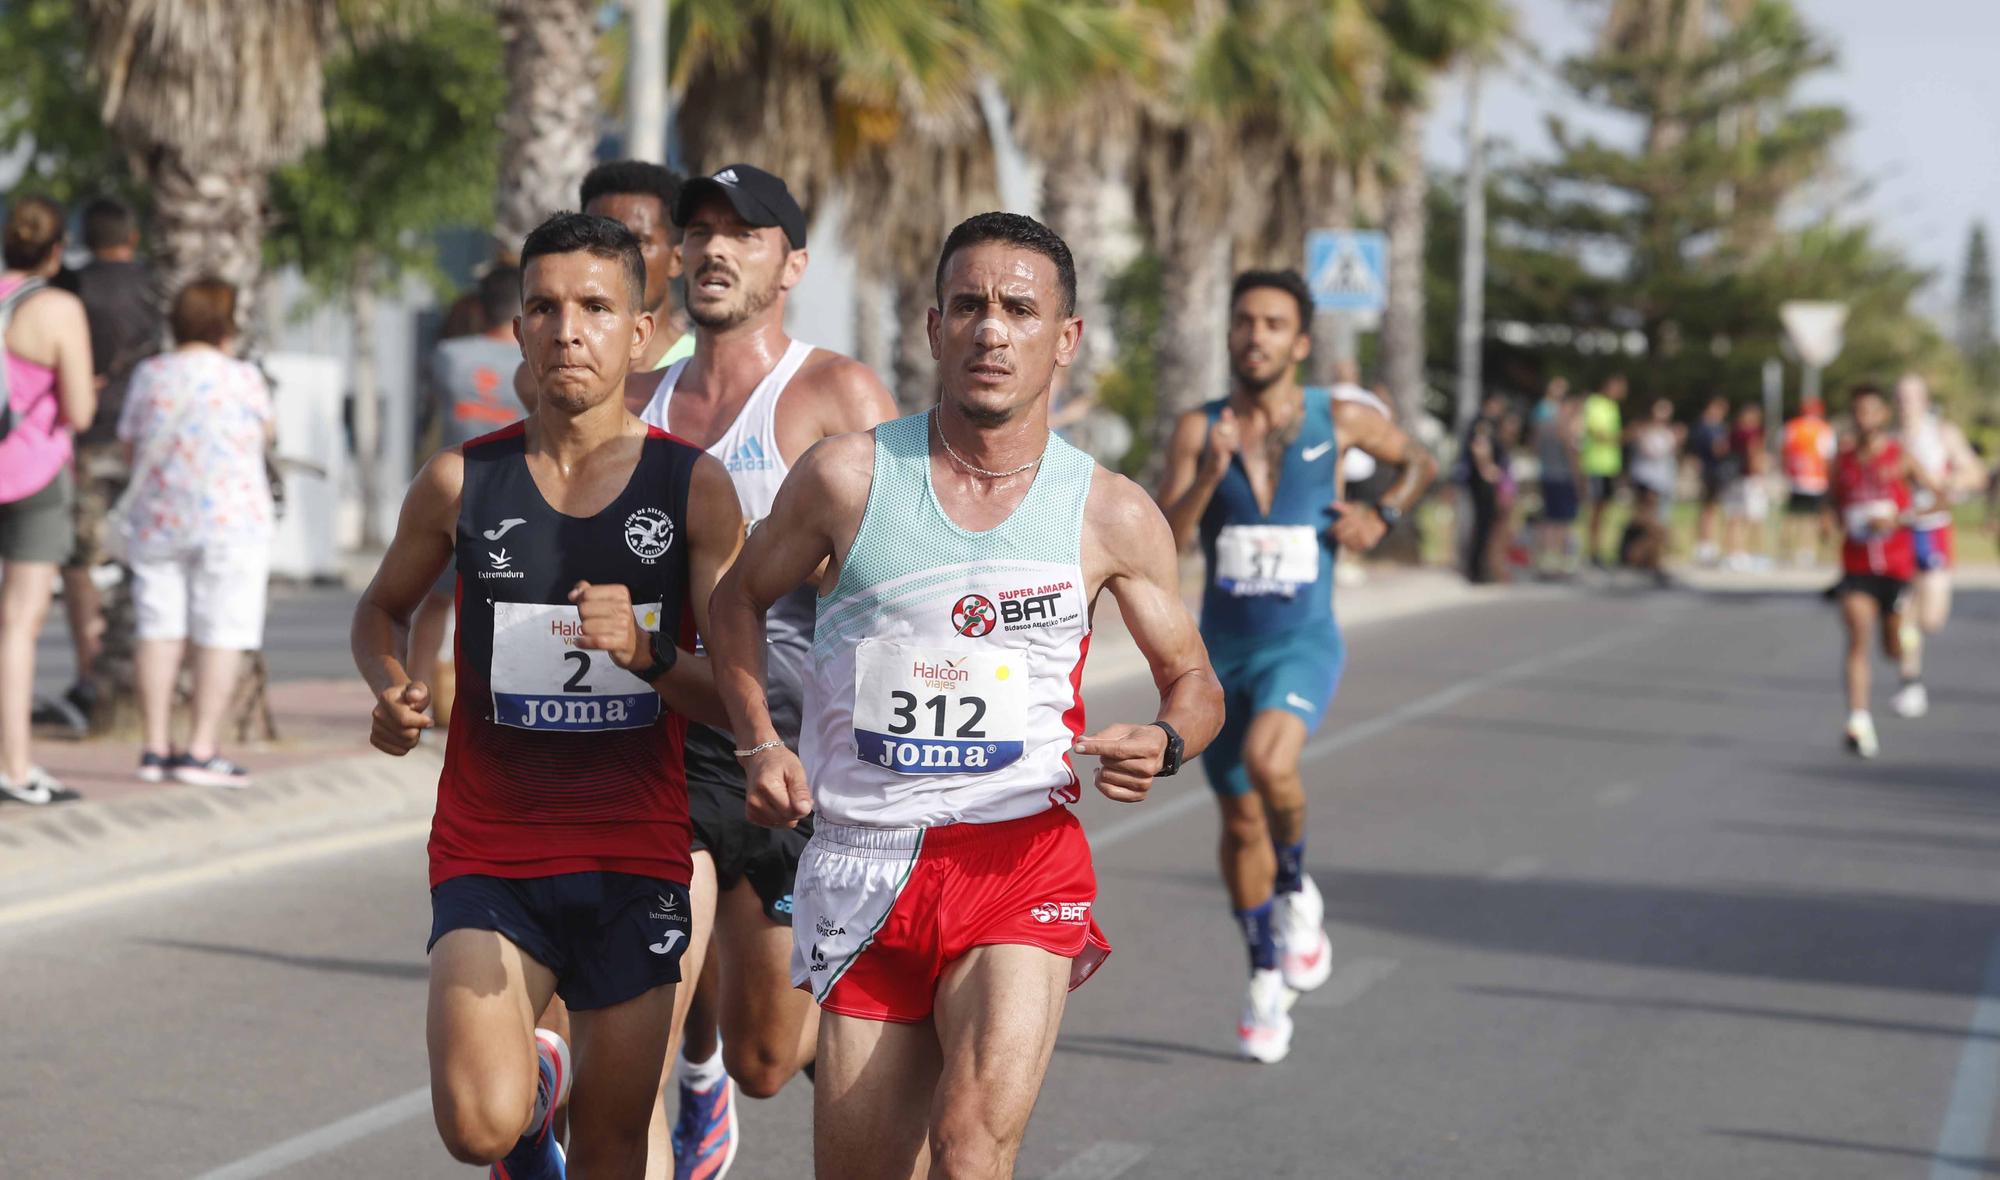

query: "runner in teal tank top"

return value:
[1159, 269, 1437, 1063]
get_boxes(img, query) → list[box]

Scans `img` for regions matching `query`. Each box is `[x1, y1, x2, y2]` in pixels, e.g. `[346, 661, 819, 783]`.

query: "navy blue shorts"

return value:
[428, 872, 692, 1011]
[1200, 623, 1345, 797]
[1541, 479, 1580, 523]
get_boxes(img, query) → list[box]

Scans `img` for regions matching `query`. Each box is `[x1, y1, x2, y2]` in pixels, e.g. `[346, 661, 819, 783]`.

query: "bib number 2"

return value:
[491, 600, 665, 732]
[853, 640, 1025, 775]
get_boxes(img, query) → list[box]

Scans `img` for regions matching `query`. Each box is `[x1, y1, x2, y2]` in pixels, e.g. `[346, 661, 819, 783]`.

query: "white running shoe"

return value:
[1276, 877, 1334, 993]
[1237, 968, 1295, 1064]
[1891, 681, 1929, 719]
[1844, 711, 1879, 759]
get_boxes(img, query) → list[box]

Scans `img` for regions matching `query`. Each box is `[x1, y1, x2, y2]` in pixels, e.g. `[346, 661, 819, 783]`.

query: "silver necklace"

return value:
[932, 408, 1045, 479]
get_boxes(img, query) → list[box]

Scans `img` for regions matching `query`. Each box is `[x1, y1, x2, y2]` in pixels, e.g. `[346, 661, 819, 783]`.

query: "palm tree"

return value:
[493, 0, 602, 254]
[1371, 0, 1509, 425]
[79, 0, 349, 319]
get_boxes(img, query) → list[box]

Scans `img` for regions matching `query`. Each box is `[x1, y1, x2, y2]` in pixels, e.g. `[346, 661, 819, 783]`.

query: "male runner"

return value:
[1158, 269, 1436, 1063]
[1828, 384, 1938, 759]
[636, 162, 896, 1180]
[517, 160, 694, 412]
[1889, 374, 1987, 718]
[709, 212, 1223, 1180]
[352, 212, 742, 1179]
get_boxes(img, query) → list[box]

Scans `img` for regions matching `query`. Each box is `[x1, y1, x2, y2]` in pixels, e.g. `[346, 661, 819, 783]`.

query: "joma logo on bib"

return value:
[508, 694, 643, 729]
[851, 640, 1027, 776]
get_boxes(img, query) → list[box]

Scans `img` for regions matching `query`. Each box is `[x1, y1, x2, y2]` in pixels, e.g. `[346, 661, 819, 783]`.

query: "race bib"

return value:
[1843, 500, 1896, 541]
[1215, 524, 1320, 597]
[491, 600, 664, 732]
[852, 639, 1026, 775]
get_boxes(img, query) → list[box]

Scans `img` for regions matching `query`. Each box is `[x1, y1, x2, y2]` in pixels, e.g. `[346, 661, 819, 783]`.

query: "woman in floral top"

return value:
[116, 277, 274, 788]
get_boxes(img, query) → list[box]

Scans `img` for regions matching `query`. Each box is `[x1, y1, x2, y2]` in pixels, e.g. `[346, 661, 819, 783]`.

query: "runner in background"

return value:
[1890, 374, 1988, 719]
[1781, 396, 1837, 567]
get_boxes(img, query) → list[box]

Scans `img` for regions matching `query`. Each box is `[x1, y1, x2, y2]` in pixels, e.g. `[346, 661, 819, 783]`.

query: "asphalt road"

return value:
[7, 585, 2000, 1179]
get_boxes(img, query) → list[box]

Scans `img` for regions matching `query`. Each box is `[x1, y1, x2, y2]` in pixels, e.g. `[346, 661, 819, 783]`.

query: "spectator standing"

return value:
[1531, 378, 1584, 576]
[39, 197, 162, 733]
[1623, 398, 1683, 582]
[1460, 391, 1510, 584]
[1581, 374, 1627, 567]
[407, 266, 524, 720]
[1688, 396, 1731, 565]
[115, 278, 275, 788]
[1781, 396, 1837, 566]
[1723, 403, 1770, 569]
[0, 196, 95, 804]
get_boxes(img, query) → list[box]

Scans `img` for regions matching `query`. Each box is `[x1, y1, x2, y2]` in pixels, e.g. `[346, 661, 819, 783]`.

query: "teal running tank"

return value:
[1196, 387, 1339, 637]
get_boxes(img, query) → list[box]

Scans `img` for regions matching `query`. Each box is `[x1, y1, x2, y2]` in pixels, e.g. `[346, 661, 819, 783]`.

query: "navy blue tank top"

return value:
[1197, 387, 1340, 638]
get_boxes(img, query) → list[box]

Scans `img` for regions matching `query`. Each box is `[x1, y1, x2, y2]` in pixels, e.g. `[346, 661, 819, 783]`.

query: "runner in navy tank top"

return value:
[1159, 269, 1435, 1063]
[353, 213, 742, 1180]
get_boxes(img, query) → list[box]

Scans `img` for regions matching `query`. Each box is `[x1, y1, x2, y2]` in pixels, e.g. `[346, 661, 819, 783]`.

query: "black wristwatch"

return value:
[1150, 721, 1184, 777]
[1375, 503, 1403, 530]
[633, 629, 678, 683]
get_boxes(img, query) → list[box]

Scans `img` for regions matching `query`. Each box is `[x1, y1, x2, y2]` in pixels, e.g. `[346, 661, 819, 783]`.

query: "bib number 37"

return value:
[852, 639, 1025, 775]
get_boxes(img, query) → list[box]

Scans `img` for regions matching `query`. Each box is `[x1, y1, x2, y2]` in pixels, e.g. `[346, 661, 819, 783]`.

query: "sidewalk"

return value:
[0, 562, 1542, 910]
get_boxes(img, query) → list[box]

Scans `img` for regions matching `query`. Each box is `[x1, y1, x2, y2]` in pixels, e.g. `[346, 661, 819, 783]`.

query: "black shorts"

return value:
[1837, 573, 1908, 615]
[685, 725, 811, 925]
[429, 871, 691, 1011]
[1587, 474, 1619, 503]
[1699, 471, 1726, 505]
[1786, 490, 1827, 516]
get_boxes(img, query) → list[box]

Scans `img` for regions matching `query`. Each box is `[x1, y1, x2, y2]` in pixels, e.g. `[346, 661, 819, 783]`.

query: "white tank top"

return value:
[804, 413, 1097, 829]
[642, 337, 813, 522]
[1904, 412, 1950, 526]
[641, 337, 818, 739]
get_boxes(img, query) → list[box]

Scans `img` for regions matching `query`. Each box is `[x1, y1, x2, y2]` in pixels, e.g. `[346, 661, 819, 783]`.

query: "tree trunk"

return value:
[624, 0, 668, 162]
[146, 150, 268, 331]
[1382, 105, 1430, 431]
[495, 0, 602, 253]
[892, 274, 937, 415]
[1150, 231, 1231, 478]
[1305, 156, 1357, 387]
[854, 276, 891, 384]
[349, 250, 384, 548]
[1042, 160, 1117, 390]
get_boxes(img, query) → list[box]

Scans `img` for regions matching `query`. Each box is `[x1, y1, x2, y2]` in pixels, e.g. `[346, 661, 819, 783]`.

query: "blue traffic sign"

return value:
[1305, 229, 1388, 313]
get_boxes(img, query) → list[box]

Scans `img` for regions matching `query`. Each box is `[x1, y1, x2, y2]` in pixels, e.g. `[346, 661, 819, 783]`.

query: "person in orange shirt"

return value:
[1781, 396, 1837, 566]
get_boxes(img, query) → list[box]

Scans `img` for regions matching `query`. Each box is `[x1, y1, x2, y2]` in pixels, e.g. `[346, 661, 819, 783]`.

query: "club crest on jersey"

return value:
[951, 594, 996, 637]
[624, 507, 674, 563]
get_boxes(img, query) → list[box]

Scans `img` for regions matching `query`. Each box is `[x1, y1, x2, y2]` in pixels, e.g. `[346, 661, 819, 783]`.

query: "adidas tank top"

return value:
[804, 413, 1097, 829]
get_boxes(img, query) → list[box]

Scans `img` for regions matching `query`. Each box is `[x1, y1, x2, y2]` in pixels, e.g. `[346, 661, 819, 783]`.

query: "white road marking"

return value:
[1487, 856, 1545, 882]
[1595, 781, 1640, 807]
[1092, 626, 1649, 851]
[191, 1086, 431, 1180]
[1044, 1141, 1153, 1179]
[1298, 956, 1401, 1009]
[1928, 933, 2000, 1179]
[0, 819, 430, 932]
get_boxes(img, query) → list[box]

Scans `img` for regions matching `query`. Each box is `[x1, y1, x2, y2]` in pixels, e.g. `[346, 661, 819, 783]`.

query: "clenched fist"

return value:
[1200, 407, 1241, 481]
[744, 745, 813, 828]
[371, 681, 434, 755]
[568, 581, 648, 671]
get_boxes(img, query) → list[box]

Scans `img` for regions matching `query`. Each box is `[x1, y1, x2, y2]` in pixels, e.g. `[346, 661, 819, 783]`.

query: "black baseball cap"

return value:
[672, 164, 807, 249]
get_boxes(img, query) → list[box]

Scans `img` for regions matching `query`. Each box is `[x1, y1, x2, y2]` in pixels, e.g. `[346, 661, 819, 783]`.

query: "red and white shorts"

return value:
[791, 806, 1111, 1023]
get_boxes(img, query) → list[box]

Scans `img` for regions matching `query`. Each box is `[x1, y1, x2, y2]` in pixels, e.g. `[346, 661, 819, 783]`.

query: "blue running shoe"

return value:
[492, 1028, 570, 1179]
[672, 1073, 737, 1179]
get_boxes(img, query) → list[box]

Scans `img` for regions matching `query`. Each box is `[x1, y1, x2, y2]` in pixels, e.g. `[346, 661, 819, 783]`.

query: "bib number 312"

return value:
[852, 639, 1026, 775]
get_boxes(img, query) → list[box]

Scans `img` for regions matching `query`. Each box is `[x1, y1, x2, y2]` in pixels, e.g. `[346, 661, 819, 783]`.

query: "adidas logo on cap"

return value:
[715, 168, 739, 185]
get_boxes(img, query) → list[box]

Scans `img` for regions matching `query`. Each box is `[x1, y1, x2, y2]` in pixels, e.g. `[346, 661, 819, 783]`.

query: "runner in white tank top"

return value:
[708, 213, 1223, 1180]
[628, 163, 897, 1179]
[1891, 374, 1989, 721]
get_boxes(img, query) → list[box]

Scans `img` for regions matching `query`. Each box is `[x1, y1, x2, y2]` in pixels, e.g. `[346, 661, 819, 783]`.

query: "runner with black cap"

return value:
[635, 163, 896, 1180]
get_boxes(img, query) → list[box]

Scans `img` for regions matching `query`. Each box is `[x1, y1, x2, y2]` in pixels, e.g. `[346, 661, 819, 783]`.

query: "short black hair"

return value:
[82, 197, 136, 252]
[1850, 382, 1886, 403]
[935, 212, 1076, 317]
[580, 160, 683, 232]
[477, 265, 522, 326]
[1230, 270, 1315, 331]
[519, 212, 645, 309]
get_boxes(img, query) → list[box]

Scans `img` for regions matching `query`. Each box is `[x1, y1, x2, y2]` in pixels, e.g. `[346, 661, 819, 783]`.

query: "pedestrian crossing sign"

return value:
[1306, 229, 1388, 313]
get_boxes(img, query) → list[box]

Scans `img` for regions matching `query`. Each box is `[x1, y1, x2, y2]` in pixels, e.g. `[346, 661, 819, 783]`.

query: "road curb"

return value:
[0, 748, 442, 907]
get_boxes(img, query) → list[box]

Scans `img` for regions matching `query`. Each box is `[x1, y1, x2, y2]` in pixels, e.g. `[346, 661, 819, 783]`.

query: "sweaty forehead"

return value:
[524, 252, 624, 300]
[944, 244, 1055, 299]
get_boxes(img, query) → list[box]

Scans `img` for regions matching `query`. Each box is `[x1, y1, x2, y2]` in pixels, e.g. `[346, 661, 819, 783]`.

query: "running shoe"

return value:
[1276, 877, 1334, 993]
[672, 1073, 739, 1179]
[173, 754, 251, 789]
[1237, 968, 1296, 1064]
[137, 751, 179, 784]
[491, 1028, 571, 1180]
[1891, 681, 1929, 719]
[1844, 712, 1879, 760]
[0, 766, 82, 806]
